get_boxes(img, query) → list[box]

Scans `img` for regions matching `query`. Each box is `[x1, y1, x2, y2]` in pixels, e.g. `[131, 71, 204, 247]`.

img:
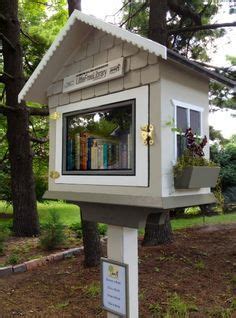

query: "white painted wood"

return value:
[54, 86, 149, 187]
[18, 10, 166, 104]
[171, 99, 204, 161]
[107, 225, 138, 318]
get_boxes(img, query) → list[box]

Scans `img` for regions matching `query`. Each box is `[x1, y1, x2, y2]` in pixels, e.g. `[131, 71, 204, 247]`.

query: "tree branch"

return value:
[120, 1, 149, 27]
[20, 29, 40, 45]
[30, 136, 49, 144]
[0, 72, 14, 83]
[0, 32, 15, 50]
[0, 13, 7, 22]
[167, 0, 201, 25]
[169, 21, 236, 34]
[28, 107, 49, 116]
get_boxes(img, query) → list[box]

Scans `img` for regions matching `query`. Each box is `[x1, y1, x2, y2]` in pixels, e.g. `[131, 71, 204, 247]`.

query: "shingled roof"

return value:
[19, 10, 235, 104]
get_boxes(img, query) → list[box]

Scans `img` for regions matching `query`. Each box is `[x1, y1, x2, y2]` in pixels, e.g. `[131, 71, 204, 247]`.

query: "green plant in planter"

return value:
[174, 128, 216, 176]
[173, 128, 219, 189]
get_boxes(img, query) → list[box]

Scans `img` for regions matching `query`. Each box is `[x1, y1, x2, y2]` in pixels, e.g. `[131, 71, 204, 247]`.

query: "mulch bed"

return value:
[0, 224, 236, 317]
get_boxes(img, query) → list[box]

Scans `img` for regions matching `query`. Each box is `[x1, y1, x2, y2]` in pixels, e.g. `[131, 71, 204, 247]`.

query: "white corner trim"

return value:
[18, 10, 167, 103]
[171, 99, 204, 112]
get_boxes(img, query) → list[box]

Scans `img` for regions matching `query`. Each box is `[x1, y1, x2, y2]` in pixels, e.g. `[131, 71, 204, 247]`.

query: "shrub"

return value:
[5, 253, 21, 265]
[98, 224, 107, 236]
[40, 211, 66, 250]
[69, 222, 83, 238]
[0, 225, 10, 255]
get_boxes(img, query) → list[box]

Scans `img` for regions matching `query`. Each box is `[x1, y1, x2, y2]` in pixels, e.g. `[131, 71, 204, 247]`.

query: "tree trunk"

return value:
[68, 0, 81, 16]
[143, 1, 173, 246]
[142, 212, 173, 246]
[0, 0, 39, 236]
[67, 0, 101, 267]
[81, 212, 102, 267]
[149, 0, 168, 45]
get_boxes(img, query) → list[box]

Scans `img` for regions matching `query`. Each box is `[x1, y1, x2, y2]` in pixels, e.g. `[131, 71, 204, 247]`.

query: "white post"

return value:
[107, 225, 138, 318]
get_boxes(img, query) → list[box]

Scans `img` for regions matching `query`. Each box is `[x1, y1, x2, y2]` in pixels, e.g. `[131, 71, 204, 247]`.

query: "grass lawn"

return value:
[0, 201, 80, 227]
[0, 200, 236, 230]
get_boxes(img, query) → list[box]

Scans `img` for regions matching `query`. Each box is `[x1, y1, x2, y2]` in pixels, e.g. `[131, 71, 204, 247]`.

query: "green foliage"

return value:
[84, 282, 101, 297]
[5, 253, 21, 266]
[212, 142, 236, 192]
[69, 222, 107, 238]
[165, 293, 198, 317]
[122, 1, 221, 60]
[148, 302, 162, 317]
[0, 225, 10, 255]
[194, 260, 205, 270]
[173, 149, 216, 177]
[40, 210, 66, 250]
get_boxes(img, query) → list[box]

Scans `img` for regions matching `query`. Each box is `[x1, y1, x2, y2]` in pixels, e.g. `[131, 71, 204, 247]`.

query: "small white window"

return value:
[172, 100, 203, 158]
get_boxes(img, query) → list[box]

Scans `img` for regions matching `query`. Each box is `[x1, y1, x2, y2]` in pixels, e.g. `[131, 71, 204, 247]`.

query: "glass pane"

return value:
[64, 101, 134, 174]
[190, 110, 201, 135]
[177, 134, 187, 158]
[176, 106, 188, 132]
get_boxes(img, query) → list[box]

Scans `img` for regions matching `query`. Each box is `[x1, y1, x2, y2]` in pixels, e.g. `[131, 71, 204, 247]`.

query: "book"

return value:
[91, 141, 98, 169]
[97, 144, 104, 169]
[127, 133, 132, 169]
[74, 133, 80, 170]
[120, 143, 128, 169]
[80, 132, 88, 170]
[67, 138, 74, 170]
[103, 143, 108, 169]
[87, 137, 95, 170]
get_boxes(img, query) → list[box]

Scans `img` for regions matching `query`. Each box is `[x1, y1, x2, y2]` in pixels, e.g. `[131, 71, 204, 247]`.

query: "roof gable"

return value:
[18, 10, 166, 104]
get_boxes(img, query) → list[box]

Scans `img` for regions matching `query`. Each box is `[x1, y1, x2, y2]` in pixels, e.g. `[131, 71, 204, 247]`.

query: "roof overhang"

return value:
[168, 49, 235, 90]
[18, 10, 167, 104]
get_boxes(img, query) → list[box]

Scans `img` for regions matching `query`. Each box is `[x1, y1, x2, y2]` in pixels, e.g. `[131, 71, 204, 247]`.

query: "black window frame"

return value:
[62, 99, 136, 176]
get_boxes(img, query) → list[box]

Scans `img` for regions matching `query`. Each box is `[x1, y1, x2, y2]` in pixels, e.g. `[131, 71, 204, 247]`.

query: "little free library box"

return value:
[19, 11, 234, 228]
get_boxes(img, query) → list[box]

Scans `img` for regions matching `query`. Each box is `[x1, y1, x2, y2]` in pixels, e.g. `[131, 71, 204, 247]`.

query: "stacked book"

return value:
[66, 131, 132, 171]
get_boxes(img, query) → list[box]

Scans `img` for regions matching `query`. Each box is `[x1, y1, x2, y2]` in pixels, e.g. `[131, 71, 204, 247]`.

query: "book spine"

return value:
[103, 144, 108, 169]
[127, 133, 131, 169]
[67, 138, 74, 170]
[120, 143, 128, 169]
[80, 133, 88, 170]
[115, 144, 119, 169]
[87, 137, 94, 170]
[97, 144, 104, 169]
[74, 133, 80, 170]
[107, 144, 113, 169]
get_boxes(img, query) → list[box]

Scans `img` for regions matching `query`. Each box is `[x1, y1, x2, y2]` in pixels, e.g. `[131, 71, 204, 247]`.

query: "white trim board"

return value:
[18, 10, 166, 104]
[171, 99, 204, 161]
[54, 86, 149, 187]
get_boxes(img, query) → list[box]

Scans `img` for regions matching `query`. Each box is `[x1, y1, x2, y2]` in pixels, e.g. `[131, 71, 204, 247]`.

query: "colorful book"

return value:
[97, 144, 104, 169]
[74, 133, 80, 170]
[91, 141, 98, 169]
[67, 138, 74, 170]
[103, 144, 108, 169]
[120, 143, 128, 169]
[127, 133, 132, 169]
[87, 137, 95, 170]
[80, 132, 88, 170]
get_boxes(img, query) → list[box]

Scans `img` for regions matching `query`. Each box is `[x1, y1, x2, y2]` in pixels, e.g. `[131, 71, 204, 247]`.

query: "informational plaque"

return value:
[63, 58, 124, 93]
[101, 258, 128, 317]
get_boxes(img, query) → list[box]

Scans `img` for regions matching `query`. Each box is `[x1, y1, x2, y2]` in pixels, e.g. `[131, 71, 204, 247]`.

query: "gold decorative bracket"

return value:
[50, 171, 60, 179]
[140, 124, 154, 146]
[49, 112, 61, 120]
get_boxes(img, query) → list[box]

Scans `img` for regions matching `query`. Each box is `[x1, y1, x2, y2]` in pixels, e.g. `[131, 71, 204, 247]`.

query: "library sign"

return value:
[63, 58, 124, 93]
[101, 258, 128, 317]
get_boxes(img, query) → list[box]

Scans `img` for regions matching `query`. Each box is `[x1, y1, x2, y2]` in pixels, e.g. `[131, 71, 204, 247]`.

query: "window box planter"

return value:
[174, 166, 220, 189]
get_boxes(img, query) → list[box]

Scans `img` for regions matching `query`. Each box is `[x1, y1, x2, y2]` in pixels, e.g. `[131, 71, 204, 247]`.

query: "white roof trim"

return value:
[18, 10, 167, 103]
